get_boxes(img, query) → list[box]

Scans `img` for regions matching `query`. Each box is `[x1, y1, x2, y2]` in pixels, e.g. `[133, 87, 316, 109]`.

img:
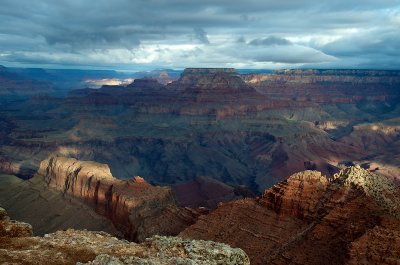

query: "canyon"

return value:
[0, 66, 399, 264]
[1, 68, 399, 193]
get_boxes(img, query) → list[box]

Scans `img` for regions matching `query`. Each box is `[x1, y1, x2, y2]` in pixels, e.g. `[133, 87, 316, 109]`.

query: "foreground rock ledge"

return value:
[0, 209, 250, 265]
[1, 229, 249, 265]
[0, 207, 32, 237]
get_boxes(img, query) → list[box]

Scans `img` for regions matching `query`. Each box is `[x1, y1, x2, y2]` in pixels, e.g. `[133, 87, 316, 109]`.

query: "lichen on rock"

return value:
[80, 235, 250, 265]
[0, 212, 250, 265]
[334, 165, 399, 218]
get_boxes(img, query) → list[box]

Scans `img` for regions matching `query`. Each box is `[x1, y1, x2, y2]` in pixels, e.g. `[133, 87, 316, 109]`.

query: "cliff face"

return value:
[35, 156, 199, 242]
[0, 173, 119, 237]
[243, 69, 400, 103]
[0, 209, 250, 265]
[181, 166, 400, 265]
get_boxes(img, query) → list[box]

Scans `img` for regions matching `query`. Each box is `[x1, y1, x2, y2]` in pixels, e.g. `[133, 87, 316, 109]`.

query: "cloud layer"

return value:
[0, 0, 399, 70]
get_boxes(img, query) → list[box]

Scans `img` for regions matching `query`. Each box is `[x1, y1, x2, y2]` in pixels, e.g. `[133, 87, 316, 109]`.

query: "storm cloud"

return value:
[0, 0, 399, 70]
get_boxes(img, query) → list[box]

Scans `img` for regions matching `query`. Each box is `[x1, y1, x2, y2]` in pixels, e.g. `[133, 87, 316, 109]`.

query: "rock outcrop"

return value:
[260, 170, 329, 220]
[181, 166, 400, 265]
[0, 207, 32, 237]
[334, 165, 399, 218]
[0, 211, 250, 265]
[173, 68, 262, 105]
[34, 156, 200, 242]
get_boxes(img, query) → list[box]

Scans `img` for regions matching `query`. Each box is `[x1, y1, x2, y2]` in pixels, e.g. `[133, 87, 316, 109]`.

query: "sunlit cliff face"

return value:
[84, 78, 135, 88]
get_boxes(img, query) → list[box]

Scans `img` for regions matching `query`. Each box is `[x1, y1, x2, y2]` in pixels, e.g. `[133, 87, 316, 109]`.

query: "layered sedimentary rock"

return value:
[172, 68, 237, 88]
[68, 68, 311, 118]
[34, 156, 199, 242]
[181, 166, 400, 265]
[260, 170, 329, 220]
[0, 210, 250, 265]
[167, 68, 258, 101]
[67, 68, 400, 122]
[243, 69, 400, 103]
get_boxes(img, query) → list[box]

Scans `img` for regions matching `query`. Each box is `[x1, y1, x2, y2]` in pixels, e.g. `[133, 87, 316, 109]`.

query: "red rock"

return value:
[181, 166, 400, 265]
[132, 176, 146, 183]
[35, 156, 200, 242]
[260, 170, 329, 220]
[346, 217, 400, 265]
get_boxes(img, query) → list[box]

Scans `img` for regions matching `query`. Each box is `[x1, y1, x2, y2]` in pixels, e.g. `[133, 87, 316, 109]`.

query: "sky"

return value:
[0, 0, 399, 71]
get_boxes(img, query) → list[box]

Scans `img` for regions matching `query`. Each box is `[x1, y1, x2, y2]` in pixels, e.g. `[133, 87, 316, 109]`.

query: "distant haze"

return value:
[0, 0, 399, 70]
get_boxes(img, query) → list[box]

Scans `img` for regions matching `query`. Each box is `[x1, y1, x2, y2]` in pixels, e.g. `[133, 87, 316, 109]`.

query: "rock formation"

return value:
[126, 78, 164, 91]
[0, 209, 250, 265]
[0, 65, 54, 96]
[181, 166, 400, 265]
[34, 156, 200, 242]
[261, 170, 329, 220]
[0, 173, 119, 236]
[68, 67, 287, 118]
[242, 69, 400, 103]
[0, 207, 32, 237]
[168, 68, 246, 91]
[333, 165, 399, 218]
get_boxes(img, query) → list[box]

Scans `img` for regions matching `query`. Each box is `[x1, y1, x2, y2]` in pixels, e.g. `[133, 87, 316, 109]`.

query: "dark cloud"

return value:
[0, 0, 398, 69]
[321, 29, 400, 57]
[193, 28, 210, 44]
[249, 37, 292, 46]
